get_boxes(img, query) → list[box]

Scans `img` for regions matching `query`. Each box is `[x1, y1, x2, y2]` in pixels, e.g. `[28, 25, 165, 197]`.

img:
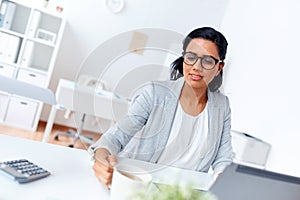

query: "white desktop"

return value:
[0, 134, 213, 200]
[43, 78, 129, 142]
[0, 134, 108, 199]
[0, 75, 56, 105]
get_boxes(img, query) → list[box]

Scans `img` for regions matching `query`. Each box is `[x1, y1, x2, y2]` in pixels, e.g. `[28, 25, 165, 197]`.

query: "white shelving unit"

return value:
[0, 0, 66, 131]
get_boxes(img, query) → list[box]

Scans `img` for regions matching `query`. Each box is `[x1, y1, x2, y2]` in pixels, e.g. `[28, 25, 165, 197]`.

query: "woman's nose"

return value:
[192, 59, 203, 71]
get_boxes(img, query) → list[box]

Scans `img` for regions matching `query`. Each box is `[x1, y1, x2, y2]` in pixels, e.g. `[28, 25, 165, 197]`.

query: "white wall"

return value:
[49, 0, 229, 88]
[40, 0, 300, 177]
[41, 0, 230, 131]
[220, 0, 300, 176]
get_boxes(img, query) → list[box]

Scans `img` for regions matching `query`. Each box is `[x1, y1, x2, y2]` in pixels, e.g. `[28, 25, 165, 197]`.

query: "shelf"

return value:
[0, 0, 66, 131]
[27, 37, 56, 47]
[19, 40, 54, 71]
[0, 28, 25, 38]
[0, 60, 18, 68]
[0, 1, 31, 34]
[18, 66, 48, 76]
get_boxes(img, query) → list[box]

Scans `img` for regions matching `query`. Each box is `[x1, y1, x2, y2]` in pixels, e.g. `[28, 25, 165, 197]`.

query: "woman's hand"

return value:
[92, 148, 118, 189]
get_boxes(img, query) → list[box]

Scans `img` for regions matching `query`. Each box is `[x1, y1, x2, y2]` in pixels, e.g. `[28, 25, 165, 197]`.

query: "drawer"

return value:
[17, 69, 47, 87]
[4, 96, 38, 129]
[0, 63, 15, 78]
[0, 92, 9, 122]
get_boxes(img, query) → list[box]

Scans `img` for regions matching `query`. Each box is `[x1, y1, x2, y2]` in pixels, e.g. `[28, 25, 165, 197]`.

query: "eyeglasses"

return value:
[182, 52, 223, 70]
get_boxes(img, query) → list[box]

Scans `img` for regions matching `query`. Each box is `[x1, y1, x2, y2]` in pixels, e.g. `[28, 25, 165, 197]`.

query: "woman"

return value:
[90, 27, 233, 189]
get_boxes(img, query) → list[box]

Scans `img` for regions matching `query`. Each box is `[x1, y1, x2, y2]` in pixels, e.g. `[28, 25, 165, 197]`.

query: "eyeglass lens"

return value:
[183, 52, 217, 70]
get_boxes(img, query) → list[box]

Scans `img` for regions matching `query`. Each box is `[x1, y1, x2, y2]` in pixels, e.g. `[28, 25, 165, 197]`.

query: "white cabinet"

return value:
[0, 0, 66, 131]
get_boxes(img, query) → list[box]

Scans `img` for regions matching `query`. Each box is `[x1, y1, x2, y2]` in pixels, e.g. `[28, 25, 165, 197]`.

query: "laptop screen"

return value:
[209, 163, 300, 200]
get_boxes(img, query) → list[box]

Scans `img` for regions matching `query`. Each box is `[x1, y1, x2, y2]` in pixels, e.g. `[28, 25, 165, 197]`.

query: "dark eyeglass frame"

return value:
[182, 51, 223, 70]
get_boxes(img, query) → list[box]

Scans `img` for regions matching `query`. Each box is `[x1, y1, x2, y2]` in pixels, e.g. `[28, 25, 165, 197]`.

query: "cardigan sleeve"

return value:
[89, 82, 154, 155]
[212, 96, 233, 174]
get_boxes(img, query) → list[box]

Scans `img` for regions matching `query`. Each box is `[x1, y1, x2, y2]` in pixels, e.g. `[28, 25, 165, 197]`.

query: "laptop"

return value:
[209, 163, 300, 200]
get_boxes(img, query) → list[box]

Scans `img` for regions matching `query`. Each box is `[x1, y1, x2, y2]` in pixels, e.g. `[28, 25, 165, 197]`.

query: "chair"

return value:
[53, 64, 169, 148]
[54, 113, 96, 148]
[53, 75, 107, 148]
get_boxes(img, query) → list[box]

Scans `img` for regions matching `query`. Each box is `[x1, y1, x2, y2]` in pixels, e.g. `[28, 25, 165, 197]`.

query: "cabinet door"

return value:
[0, 92, 9, 122]
[4, 96, 38, 129]
[16, 68, 47, 87]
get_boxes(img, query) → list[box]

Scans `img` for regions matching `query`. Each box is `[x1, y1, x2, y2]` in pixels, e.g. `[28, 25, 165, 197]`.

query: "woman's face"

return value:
[183, 38, 224, 90]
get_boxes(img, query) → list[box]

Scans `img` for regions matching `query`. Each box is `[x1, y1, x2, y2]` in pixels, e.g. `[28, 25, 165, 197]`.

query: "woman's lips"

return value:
[189, 73, 203, 81]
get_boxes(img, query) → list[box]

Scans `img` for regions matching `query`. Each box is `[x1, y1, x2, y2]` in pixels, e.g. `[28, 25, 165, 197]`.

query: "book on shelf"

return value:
[0, 1, 16, 29]
[0, 0, 8, 27]
[0, 32, 5, 60]
[20, 40, 34, 68]
[28, 10, 41, 38]
[2, 1, 15, 29]
[0, 32, 21, 63]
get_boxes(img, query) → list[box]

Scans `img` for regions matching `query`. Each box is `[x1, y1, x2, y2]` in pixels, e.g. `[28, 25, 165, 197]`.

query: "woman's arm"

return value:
[212, 96, 233, 174]
[89, 82, 155, 155]
[90, 83, 155, 189]
[92, 148, 117, 189]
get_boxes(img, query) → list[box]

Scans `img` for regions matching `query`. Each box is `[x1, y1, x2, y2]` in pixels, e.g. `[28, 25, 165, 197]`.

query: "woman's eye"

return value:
[203, 58, 214, 65]
[187, 56, 196, 61]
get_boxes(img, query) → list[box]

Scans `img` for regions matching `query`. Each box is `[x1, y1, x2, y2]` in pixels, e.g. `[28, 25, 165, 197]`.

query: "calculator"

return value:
[0, 159, 50, 183]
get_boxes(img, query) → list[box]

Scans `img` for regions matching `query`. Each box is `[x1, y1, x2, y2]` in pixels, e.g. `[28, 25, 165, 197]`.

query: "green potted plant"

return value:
[135, 183, 217, 200]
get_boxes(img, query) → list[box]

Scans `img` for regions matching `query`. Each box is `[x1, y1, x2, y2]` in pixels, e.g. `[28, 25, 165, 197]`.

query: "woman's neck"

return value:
[179, 83, 208, 116]
[181, 83, 208, 106]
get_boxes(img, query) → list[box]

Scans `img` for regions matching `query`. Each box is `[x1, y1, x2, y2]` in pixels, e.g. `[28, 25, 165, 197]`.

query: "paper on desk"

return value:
[118, 157, 214, 191]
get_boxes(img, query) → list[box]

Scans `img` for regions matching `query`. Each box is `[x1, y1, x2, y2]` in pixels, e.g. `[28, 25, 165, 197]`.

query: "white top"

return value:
[158, 103, 208, 170]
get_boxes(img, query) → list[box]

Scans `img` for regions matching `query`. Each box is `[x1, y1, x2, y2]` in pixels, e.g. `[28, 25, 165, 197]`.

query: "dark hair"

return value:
[170, 27, 228, 92]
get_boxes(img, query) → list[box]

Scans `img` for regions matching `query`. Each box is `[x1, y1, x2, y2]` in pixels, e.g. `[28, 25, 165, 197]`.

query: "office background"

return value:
[10, 0, 300, 177]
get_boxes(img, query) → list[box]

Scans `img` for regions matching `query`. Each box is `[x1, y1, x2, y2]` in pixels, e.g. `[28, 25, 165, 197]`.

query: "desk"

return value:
[42, 79, 129, 142]
[0, 134, 109, 200]
[0, 134, 214, 200]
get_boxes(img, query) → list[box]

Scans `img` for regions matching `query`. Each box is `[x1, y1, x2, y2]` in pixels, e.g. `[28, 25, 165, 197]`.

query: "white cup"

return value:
[110, 164, 152, 200]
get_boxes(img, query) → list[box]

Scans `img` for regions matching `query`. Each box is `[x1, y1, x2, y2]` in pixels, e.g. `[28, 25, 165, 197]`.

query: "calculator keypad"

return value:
[0, 159, 50, 183]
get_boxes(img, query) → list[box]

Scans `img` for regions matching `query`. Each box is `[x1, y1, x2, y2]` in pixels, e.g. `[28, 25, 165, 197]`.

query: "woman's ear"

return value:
[216, 62, 225, 76]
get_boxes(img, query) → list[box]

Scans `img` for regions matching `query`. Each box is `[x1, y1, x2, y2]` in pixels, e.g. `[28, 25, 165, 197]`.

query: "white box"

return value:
[4, 96, 38, 129]
[231, 130, 271, 168]
[0, 62, 15, 77]
[36, 28, 56, 44]
[17, 68, 47, 87]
